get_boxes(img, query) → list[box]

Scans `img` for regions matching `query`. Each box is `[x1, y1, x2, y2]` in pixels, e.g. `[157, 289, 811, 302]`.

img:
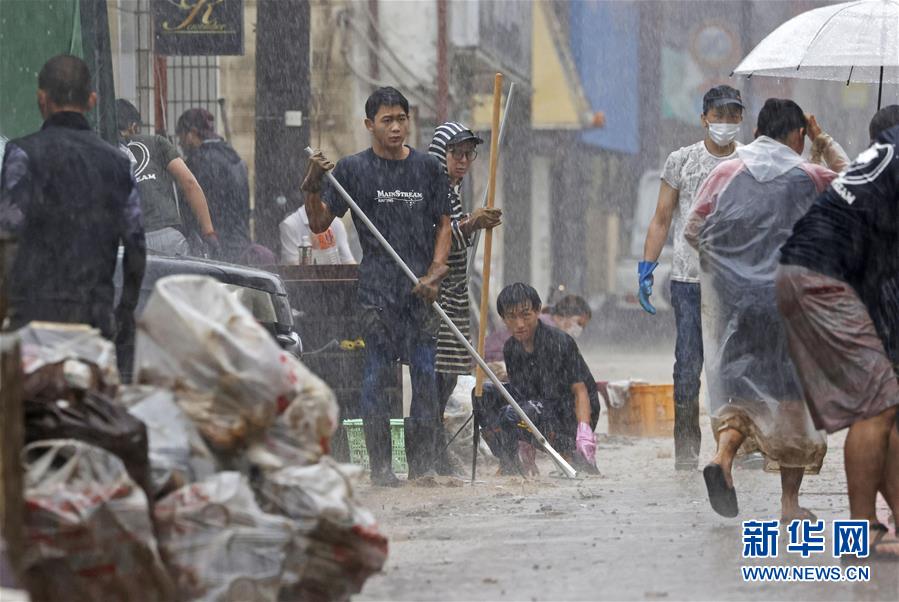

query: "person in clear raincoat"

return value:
[685, 99, 844, 520]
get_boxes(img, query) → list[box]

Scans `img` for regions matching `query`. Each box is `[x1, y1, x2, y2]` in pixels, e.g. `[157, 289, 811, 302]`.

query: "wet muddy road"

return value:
[356, 345, 898, 601]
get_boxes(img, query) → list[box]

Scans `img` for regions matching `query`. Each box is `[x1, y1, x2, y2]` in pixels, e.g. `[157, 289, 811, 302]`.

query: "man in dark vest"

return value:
[0, 54, 145, 341]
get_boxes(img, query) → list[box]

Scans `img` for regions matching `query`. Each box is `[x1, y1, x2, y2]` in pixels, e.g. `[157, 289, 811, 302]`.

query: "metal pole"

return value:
[442, 413, 473, 454]
[467, 82, 516, 277]
[471, 412, 479, 483]
[306, 147, 577, 479]
[878, 66, 884, 111]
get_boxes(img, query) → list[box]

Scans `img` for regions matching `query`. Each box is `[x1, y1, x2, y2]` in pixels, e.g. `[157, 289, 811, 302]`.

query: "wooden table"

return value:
[268, 265, 403, 460]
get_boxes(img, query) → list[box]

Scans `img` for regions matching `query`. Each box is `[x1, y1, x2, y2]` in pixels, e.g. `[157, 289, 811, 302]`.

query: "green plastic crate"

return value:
[342, 419, 407, 473]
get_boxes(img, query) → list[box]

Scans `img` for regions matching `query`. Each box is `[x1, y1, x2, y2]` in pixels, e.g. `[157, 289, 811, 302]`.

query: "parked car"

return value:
[115, 253, 302, 380]
[611, 170, 674, 313]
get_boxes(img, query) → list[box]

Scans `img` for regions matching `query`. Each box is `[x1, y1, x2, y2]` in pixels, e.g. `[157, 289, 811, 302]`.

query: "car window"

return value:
[221, 283, 277, 324]
[271, 292, 293, 328]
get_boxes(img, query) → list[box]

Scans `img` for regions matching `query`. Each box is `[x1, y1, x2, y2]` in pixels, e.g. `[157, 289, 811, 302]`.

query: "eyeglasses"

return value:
[449, 147, 478, 161]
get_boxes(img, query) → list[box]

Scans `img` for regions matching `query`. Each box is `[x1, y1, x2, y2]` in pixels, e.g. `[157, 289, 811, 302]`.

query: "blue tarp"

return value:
[570, 1, 640, 154]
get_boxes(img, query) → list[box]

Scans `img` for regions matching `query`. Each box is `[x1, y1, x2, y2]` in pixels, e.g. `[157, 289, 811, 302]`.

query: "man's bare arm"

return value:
[412, 215, 451, 303]
[167, 157, 214, 235]
[302, 150, 336, 234]
[304, 190, 336, 234]
[571, 381, 592, 425]
[643, 181, 679, 262]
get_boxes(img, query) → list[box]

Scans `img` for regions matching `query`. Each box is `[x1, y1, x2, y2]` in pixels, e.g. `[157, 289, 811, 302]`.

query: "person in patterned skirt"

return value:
[428, 121, 502, 474]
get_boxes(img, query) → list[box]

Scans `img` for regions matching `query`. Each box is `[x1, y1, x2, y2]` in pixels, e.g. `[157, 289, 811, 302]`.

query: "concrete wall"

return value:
[309, 0, 439, 156]
[309, 0, 366, 159]
[219, 0, 258, 218]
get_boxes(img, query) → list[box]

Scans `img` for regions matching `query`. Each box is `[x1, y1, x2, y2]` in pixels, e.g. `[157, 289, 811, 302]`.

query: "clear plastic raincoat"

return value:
[685, 136, 835, 472]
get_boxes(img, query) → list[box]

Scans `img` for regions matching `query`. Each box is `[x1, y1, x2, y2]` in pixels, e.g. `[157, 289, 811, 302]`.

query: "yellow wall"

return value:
[531, 1, 583, 130]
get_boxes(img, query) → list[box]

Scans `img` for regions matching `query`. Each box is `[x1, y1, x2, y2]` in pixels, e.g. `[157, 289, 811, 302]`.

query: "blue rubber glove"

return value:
[637, 261, 658, 315]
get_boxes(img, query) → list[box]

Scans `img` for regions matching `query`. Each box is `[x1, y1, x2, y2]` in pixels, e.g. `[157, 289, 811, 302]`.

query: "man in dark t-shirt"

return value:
[116, 100, 217, 257]
[303, 87, 452, 486]
[474, 283, 600, 475]
[776, 107, 899, 557]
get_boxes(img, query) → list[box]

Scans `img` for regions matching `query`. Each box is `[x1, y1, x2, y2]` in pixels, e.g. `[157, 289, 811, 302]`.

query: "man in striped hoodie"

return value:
[428, 122, 502, 474]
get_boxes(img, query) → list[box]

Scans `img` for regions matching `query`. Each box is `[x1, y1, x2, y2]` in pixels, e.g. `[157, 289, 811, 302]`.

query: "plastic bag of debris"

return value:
[256, 458, 387, 602]
[154, 472, 293, 602]
[246, 420, 318, 474]
[19, 322, 119, 399]
[247, 390, 341, 473]
[443, 375, 495, 466]
[21, 439, 173, 602]
[24, 391, 154, 501]
[134, 275, 337, 453]
[123, 386, 217, 497]
[279, 380, 340, 454]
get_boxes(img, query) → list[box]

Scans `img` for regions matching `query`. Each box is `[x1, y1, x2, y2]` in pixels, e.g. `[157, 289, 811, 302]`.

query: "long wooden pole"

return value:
[467, 82, 516, 277]
[475, 73, 504, 397]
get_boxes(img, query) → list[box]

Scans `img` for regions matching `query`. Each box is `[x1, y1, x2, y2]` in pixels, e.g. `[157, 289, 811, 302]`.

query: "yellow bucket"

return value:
[607, 384, 675, 438]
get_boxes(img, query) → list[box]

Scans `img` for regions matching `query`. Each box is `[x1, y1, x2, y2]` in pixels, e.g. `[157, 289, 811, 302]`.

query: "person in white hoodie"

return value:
[685, 98, 839, 522]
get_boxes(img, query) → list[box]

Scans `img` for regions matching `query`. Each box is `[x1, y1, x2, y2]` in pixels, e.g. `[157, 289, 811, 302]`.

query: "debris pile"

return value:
[17, 275, 387, 601]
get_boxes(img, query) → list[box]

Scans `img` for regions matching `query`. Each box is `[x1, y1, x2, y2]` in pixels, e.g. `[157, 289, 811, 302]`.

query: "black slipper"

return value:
[841, 523, 889, 564]
[870, 523, 899, 562]
[703, 463, 739, 518]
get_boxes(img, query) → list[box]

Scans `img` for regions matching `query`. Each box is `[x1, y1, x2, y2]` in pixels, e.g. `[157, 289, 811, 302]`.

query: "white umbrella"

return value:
[732, 0, 899, 108]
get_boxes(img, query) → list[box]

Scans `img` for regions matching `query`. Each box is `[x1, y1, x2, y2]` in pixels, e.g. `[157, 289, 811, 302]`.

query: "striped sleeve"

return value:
[450, 213, 472, 249]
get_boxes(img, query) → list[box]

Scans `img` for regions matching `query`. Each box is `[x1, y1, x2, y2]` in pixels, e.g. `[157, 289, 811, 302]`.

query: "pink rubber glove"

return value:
[518, 441, 538, 475]
[575, 422, 597, 465]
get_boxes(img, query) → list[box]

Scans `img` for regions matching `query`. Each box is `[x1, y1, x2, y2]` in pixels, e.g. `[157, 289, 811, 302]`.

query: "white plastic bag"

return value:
[154, 472, 293, 602]
[276, 391, 340, 460]
[135, 275, 337, 452]
[19, 322, 119, 392]
[246, 418, 323, 474]
[124, 386, 217, 495]
[22, 439, 172, 602]
[606, 379, 649, 409]
[256, 458, 387, 602]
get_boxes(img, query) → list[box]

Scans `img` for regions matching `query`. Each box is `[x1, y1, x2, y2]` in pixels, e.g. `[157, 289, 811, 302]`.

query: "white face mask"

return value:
[564, 324, 584, 339]
[708, 122, 740, 146]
